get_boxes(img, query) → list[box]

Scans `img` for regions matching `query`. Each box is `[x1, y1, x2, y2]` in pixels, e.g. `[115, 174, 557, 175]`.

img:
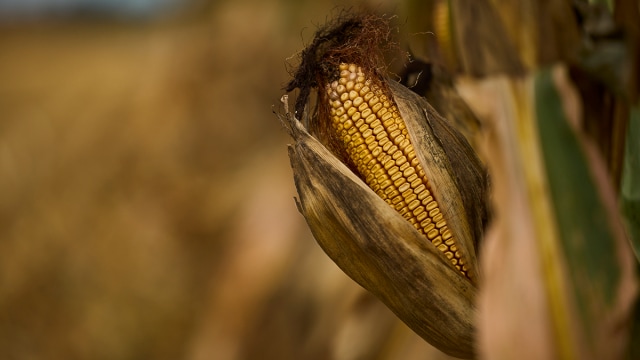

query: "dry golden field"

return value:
[0, 1, 450, 359]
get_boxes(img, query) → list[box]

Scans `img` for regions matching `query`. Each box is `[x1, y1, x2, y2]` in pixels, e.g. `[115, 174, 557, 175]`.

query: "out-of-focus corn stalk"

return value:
[401, 0, 640, 358]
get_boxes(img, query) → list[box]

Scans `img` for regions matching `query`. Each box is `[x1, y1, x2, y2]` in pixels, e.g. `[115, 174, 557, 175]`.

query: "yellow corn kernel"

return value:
[326, 63, 467, 276]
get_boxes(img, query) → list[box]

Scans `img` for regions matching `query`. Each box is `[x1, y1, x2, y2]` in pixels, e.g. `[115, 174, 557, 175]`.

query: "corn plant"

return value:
[278, 1, 639, 358]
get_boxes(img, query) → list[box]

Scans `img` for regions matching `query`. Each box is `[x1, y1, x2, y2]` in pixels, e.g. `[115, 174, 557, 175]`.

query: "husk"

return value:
[389, 80, 489, 281]
[280, 76, 487, 357]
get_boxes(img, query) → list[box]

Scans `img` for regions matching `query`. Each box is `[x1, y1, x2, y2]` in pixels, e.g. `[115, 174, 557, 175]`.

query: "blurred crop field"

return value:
[0, 1, 445, 359]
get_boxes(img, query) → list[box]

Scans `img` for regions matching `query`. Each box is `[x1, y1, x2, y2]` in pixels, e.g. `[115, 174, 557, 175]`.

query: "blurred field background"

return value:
[0, 0, 449, 359]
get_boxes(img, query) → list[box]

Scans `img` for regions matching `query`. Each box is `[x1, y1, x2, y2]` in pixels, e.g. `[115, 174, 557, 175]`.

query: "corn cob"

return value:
[326, 63, 467, 276]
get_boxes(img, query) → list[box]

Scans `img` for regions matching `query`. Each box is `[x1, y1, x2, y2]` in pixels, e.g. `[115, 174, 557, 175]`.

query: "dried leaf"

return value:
[461, 74, 564, 360]
[459, 65, 637, 360]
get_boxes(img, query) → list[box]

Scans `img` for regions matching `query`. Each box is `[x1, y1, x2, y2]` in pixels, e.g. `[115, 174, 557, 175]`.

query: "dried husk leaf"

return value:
[399, 62, 484, 157]
[281, 78, 488, 357]
[389, 80, 488, 280]
[283, 106, 477, 358]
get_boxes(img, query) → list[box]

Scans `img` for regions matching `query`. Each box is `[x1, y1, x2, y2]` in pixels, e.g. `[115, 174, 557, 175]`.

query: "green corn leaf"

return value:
[621, 106, 640, 261]
[621, 105, 640, 358]
[534, 67, 636, 358]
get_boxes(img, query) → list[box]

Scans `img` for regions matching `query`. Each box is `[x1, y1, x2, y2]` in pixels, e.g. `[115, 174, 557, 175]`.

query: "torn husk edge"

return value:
[278, 98, 476, 358]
